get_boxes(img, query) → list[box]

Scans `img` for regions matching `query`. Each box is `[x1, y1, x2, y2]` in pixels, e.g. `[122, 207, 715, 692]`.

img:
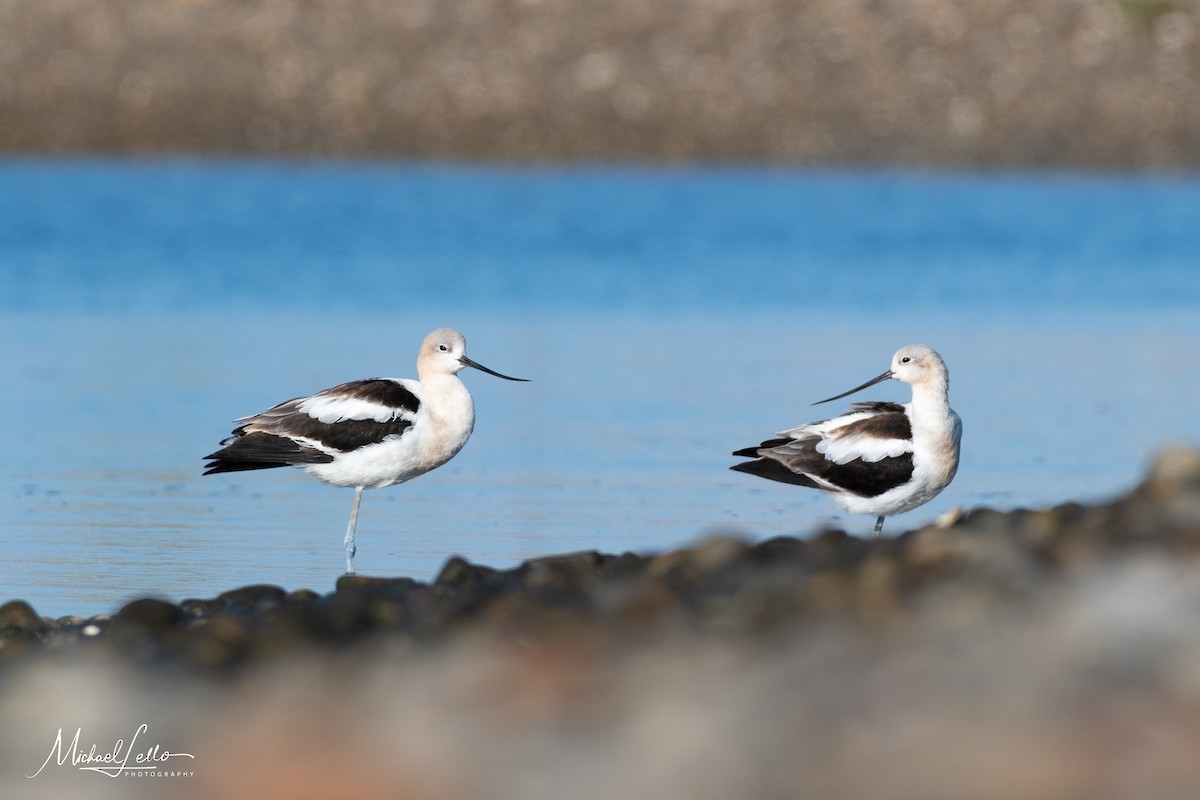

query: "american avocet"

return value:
[203, 328, 528, 573]
[731, 344, 961, 538]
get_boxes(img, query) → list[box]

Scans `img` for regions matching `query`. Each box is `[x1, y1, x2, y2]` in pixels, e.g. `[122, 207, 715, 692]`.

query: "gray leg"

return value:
[344, 486, 364, 574]
[872, 516, 885, 539]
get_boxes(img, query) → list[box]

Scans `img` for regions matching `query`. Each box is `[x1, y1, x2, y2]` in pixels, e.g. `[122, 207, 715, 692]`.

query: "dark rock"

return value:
[957, 507, 1017, 536]
[686, 535, 753, 576]
[247, 604, 318, 659]
[434, 555, 475, 587]
[112, 598, 182, 632]
[313, 591, 375, 639]
[180, 598, 219, 617]
[519, 551, 606, 585]
[285, 589, 322, 604]
[183, 615, 250, 669]
[610, 551, 648, 578]
[806, 528, 871, 570]
[435, 557, 507, 601]
[752, 536, 807, 562]
[216, 584, 287, 611]
[0, 600, 47, 639]
[336, 576, 421, 602]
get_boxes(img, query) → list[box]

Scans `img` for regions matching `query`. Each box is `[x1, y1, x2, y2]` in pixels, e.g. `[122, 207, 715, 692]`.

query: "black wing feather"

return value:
[203, 432, 334, 474]
[731, 442, 914, 497]
[249, 414, 414, 453]
[730, 458, 822, 488]
[326, 379, 422, 414]
[731, 405, 915, 498]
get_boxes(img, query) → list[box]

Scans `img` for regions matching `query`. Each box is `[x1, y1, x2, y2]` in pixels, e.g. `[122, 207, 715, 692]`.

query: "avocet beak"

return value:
[459, 355, 529, 382]
[812, 370, 893, 405]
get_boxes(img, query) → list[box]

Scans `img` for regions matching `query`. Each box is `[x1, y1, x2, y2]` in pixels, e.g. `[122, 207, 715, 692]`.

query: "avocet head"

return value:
[889, 344, 946, 386]
[814, 344, 946, 404]
[418, 328, 529, 381]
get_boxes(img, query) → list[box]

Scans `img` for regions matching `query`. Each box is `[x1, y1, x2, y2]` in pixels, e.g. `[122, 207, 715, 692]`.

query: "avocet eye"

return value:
[438, 344, 449, 352]
[901, 356, 911, 363]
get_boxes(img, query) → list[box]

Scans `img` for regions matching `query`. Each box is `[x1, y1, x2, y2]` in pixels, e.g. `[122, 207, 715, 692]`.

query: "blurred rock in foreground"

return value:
[2, 447, 1200, 800]
[3, 0, 1200, 168]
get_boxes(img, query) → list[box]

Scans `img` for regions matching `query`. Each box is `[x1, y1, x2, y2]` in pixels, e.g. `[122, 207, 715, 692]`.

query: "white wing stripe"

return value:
[817, 433, 913, 465]
[298, 395, 416, 424]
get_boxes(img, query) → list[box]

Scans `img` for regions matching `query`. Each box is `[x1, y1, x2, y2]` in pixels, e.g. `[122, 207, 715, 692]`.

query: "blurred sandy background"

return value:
[3, 0, 1199, 167]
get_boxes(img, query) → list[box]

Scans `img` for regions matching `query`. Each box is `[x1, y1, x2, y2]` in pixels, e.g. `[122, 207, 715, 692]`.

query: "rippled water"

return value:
[2, 160, 1198, 616]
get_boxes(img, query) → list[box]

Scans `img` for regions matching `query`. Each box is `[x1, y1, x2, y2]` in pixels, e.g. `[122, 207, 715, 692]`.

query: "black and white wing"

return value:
[731, 402, 916, 497]
[203, 378, 422, 474]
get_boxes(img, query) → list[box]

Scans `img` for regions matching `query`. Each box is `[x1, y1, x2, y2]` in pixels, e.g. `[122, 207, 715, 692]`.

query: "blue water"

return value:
[2, 159, 1198, 617]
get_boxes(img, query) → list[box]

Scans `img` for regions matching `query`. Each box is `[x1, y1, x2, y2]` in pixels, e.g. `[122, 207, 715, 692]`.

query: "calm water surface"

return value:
[1, 160, 1198, 616]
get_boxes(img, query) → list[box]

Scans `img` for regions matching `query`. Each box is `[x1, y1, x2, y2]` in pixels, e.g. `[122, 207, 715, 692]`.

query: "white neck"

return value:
[422, 372, 476, 434]
[908, 374, 952, 434]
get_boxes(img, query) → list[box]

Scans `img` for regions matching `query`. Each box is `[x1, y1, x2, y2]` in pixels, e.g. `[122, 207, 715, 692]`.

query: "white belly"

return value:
[827, 429, 960, 518]
[301, 417, 473, 490]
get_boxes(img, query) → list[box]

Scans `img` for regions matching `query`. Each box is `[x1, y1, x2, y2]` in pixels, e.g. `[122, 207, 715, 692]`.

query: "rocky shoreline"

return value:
[3, 449, 1200, 798]
[4, 0, 1200, 168]
[4, 448, 1199, 670]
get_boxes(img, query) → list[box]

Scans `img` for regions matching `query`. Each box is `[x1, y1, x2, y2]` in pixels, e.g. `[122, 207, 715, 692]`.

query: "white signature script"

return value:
[27, 724, 195, 778]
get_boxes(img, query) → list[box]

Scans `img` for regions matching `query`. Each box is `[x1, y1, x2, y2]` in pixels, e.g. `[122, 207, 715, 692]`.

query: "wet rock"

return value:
[286, 589, 322, 603]
[0, 600, 47, 639]
[751, 536, 807, 562]
[312, 590, 376, 640]
[184, 615, 251, 669]
[180, 597, 219, 617]
[518, 551, 608, 593]
[112, 598, 182, 633]
[610, 551, 649, 579]
[806, 528, 871, 571]
[247, 604, 320, 660]
[217, 584, 287, 612]
[336, 574, 387, 591]
[434, 555, 476, 588]
[434, 557, 508, 605]
[667, 535, 753, 581]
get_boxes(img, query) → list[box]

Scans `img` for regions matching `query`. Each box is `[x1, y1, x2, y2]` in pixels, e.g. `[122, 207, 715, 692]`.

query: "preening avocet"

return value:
[203, 328, 528, 573]
[731, 344, 961, 538]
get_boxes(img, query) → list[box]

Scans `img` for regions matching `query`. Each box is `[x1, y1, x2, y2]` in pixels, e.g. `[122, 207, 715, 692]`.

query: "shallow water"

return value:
[1, 160, 1198, 616]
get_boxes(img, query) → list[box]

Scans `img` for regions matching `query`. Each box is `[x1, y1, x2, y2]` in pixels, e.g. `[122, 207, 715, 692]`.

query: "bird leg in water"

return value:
[344, 486, 364, 574]
[873, 516, 885, 539]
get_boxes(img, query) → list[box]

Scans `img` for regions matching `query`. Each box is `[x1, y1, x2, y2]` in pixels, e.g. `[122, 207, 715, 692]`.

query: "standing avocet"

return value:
[731, 344, 961, 538]
[203, 328, 528, 573]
